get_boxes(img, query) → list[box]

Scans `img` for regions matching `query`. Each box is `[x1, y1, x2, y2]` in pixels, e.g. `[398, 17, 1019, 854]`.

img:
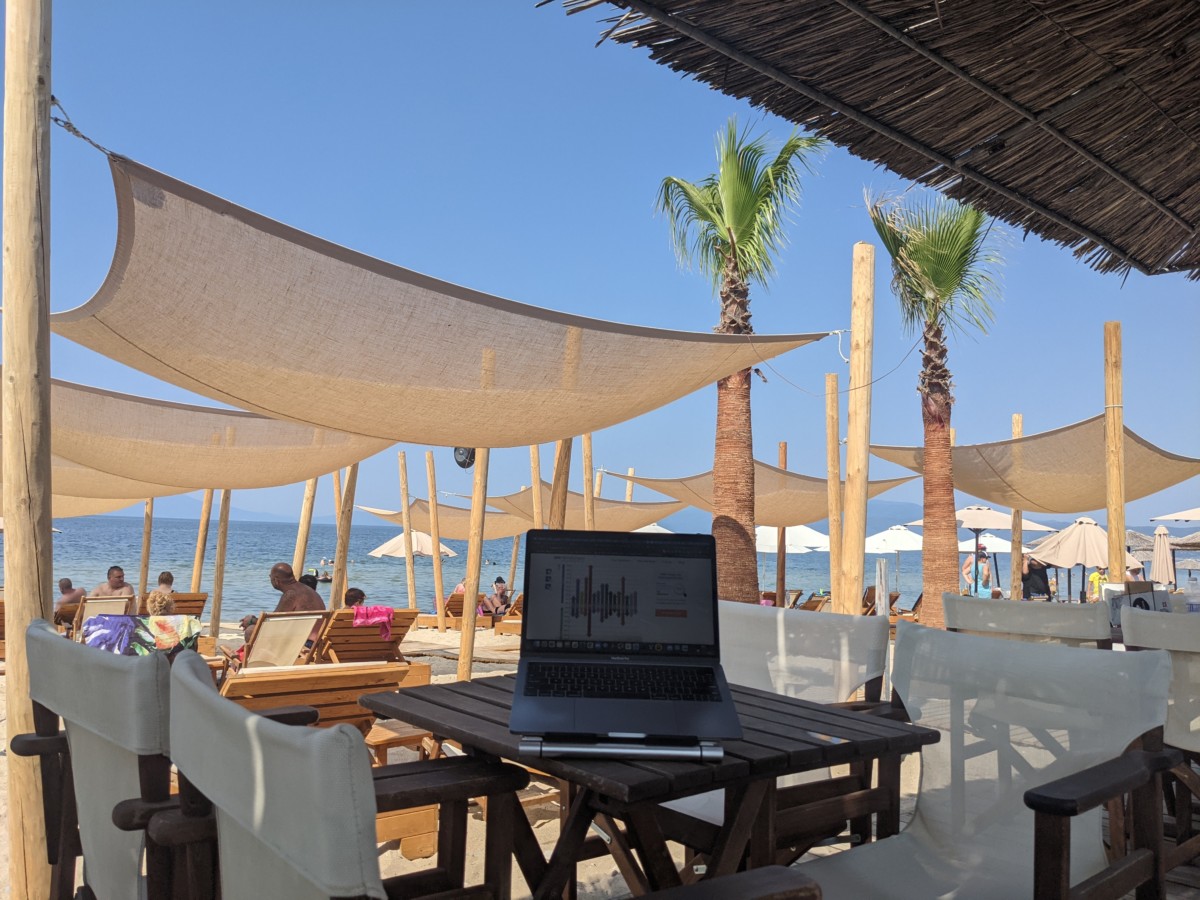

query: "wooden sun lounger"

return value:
[414, 593, 495, 630]
[790, 591, 830, 612]
[494, 593, 524, 636]
[73, 596, 135, 640]
[312, 607, 418, 663]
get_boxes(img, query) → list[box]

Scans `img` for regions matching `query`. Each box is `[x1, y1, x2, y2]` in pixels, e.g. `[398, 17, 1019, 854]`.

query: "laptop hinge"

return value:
[518, 736, 724, 762]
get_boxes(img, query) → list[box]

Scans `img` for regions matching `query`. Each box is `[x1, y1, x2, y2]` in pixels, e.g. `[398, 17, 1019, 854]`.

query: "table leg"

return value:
[708, 780, 769, 879]
[749, 781, 777, 870]
[511, 796, 549, 891]
[876, 753, 902, 839]
[534, 787, 597, 900]
[595, 813, 650, 896]
[624, 806, 683, 891]
[484, 793, 516, 900]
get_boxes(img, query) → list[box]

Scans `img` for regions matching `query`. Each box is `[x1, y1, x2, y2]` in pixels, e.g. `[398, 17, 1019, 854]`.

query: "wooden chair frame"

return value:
[311, 607, 419, 664]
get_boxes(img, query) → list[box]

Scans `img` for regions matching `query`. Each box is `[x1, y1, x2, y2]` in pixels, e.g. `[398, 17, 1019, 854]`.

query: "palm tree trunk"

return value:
[918, 321, 957, 628]
[713, 367, 758, 602]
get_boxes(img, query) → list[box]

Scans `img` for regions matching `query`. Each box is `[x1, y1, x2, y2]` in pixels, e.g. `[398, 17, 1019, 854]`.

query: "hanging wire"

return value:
[50, 96, 113, 157]
[741, 329, 922, 398]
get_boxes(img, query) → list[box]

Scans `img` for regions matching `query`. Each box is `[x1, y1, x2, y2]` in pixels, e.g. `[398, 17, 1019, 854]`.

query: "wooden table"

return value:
[362, 675, 938, 898]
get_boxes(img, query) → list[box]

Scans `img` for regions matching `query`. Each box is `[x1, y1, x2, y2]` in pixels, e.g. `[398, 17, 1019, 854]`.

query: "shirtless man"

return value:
[92, 566, 136, 599]
[54, 578, 87, 625]
[240, 562, 325, 636]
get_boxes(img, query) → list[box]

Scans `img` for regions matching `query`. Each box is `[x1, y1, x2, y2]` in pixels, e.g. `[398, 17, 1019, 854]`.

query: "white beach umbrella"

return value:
[368, 530, 457, 559]
[864, 525, 922, 594]
[1152, 525, 1176, 586]
[1151, 507, 1200, 522]
[1026, 517, 1139, 600]
[754, 525, 825, 554]
[911, 505, 1053, 594]
[957, 533, 1029, 554]
[633, 523, 673, 534]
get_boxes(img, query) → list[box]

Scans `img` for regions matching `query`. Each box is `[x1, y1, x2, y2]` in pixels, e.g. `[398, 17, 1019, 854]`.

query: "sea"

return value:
[6, 516, 940, 621]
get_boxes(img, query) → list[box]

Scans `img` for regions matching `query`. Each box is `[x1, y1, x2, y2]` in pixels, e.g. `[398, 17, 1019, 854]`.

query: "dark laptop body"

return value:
[511, 529, 742, 744]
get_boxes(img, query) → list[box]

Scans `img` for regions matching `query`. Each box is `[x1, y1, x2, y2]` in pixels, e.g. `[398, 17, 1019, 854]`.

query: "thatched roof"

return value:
[1175, 531, 1200, 551]
[564, 0, 1200, 280]
[1126, 530, 1155, 552]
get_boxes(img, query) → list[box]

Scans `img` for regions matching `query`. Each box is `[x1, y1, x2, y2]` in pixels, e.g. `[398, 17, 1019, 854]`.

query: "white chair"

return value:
[221, 609, 329, 674]
[1121, 606, 1200, 869]
[944, 593, 1114, 647]
[12, 619, 174, 898]
[798, 620, 1175, 899]
[74, 595, 134, 640]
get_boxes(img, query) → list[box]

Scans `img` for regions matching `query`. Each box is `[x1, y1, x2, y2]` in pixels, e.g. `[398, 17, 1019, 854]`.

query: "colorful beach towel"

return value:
[82, 615, 204, 656]
[352, 605, 394, 641]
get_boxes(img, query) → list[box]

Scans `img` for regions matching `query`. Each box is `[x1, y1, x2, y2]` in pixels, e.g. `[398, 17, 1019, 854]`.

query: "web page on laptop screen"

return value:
[525, 550, 716, 657]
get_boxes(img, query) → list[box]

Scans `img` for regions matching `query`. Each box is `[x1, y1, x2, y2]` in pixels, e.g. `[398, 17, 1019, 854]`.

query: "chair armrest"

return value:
[257, 705, 321, 726]
[1024, 749, 1181, 817]
[147, 807, 218, 847]
[9, 731, 68, 757]
[113, 797, 179, 831]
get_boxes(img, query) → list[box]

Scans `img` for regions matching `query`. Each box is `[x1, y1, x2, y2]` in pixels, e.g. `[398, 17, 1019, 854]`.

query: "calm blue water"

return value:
[4, 516, 953, 621]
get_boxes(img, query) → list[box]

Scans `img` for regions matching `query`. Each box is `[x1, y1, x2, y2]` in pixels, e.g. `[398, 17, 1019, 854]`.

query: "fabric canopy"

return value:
[872, 416, 1200, 514]
[1152, 507, 1200, 522]
[486, 483, 686, 532]
[0, 493, 142, 519]
[358, 501, 531, 541]
[51, 158, 829, 448]
[1027, 517, 1140, 570]
[46, 375, 392, 490]
[609, 462, 914, 527]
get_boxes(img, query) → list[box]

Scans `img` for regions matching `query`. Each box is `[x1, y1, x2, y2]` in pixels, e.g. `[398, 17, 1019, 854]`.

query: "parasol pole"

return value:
[528, 445, 544, 530]
[1104, 322, 1126, 588]
[548, 438, 572, 529]
[840, 243, 874, 616]
[191, 488, 214, 592]
[398, 451, 418, 610]
[426, 451, 448, 632]
[582, 432, 596, 530]
[456, 447, 490, 681]
[291, 478, 317, 582]
[1009, 414, 1024, 598]
[775, 442, 787, 606]
[825, 373, 843, 603]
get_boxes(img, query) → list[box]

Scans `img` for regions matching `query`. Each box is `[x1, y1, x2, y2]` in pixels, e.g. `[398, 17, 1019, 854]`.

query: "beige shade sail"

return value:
[608, 462, 915, 527]
[358, 501, 531, 541]
[486, 483, 686, 532]
[873, 416, 1200, 514]
[50, 158, 830, 448]
[46, 375, 392, 490]
[0, 488, 144, 518]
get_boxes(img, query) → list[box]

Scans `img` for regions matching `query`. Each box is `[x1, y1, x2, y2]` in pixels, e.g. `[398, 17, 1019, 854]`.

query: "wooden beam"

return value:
[1010, 414, 1024, 598]
[138, 498, 154, 596]
[398, 451, 418, 610]
[826, 374, 843, 604]
[626, 467, 635, 502]
[3, 0, 53, 890]
[331, 464, 359, 608]
[191, 489, 214, 592]
[426, 451, 448, 632]
[291, 478, 317, 581]
[840, 243, 874, 615]
[209, 489, 232, 639]
[1105, 322, 1126, 585]
[775, 442, 787, 605]
[509, 534, 521, 593]
[548, 438, 572, 529]
[529, 445, 544, 530]
[582, 433, 596, 530]
[457, 448, 491, 681]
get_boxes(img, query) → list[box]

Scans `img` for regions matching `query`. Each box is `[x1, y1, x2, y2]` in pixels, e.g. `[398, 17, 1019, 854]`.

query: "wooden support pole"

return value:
[291, 478, 318, 580]
[3, 0, 54, 889]
[582, 433, 596, 530]
[548, 438, 573, 529]
[138, 498, 154, 596]
[594, 470, 605, 498]
[509, 534, 521, 592]
[426, 451, 448, 631]
[775, 442, 788, 605]
[1105, 322, 1126, 585]
[1010, 414, 1024, 598]
[191, 489, 214, 592]
[826, 374, 843, 603]
[398, 452, 419, 610]
[626, 467, 635, 503]
[209, 489, 232, 639]
[332, 468, 343, 534]
[457, 448, 491, 681]
[529, 445, 544, 530]
[331, 464, 359, 608]
[840, 243, 874, 615]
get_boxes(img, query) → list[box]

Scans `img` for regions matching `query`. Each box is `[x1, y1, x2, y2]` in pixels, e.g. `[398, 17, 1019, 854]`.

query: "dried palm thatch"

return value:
[562, 0, 1200, 279]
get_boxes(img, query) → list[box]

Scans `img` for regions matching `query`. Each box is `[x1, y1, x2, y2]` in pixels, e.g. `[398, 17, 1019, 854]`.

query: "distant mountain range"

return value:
[101, 494, 340, 525]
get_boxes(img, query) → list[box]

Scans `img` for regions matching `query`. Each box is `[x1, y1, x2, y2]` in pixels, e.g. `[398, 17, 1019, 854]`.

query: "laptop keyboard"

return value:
[523, 663, 722, 702]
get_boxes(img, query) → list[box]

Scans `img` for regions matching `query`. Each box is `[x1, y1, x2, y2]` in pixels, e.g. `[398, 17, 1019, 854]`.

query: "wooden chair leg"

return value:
[438, 797, 469, 888]
[483, 792, 516, 900]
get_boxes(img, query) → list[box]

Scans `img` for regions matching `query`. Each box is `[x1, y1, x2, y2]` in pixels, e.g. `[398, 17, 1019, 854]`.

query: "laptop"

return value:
[511, 529, 742, 760]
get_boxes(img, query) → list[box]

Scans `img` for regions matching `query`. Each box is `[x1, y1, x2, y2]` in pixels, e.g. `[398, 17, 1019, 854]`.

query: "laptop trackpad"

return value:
[593, 700, 679, 737]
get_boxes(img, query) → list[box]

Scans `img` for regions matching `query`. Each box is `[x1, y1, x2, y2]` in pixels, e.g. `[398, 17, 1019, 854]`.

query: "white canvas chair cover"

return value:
[77, 597, 136, 637]
[359, 499, 530, 540]
[1121, 607, 1200, 753]
[799, 620, 1170, 898]
[26, 619, 171, 900]
[666, 605, 890, 823]
[872, 416, 1200, 514]
[170, 652, 385, 898]
[244, 613, 328, 668]
[943, 594, 1113, 646]
[50, 157, 828, 448]
[486, 482, 686, 532]
[608, 462, 913, 527]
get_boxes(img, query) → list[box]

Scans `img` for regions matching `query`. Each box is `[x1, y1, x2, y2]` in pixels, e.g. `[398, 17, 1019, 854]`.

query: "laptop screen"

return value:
[522, 530, 719, 659]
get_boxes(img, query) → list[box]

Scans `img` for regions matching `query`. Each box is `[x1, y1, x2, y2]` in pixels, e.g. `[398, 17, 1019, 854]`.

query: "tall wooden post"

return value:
[331, 464, 359, 607]
[626, 468, 635, 502]
[426, 451, 448, 632]
[457, 448, 491, 681]
[332, 468, 344, 534]
[548, 438, 573, 529]
[582, 433, 596, 530]
[529, 445, 544, 530]
[509, 534, 521, 593]
[1009, 414, 1024, 598]
[191, 489, 214, 592]
[594, 470, 605, 498]
[291, 478, 318, 580]
[826, 374, 843, 602]
[775, 442, 788, 604]
[398, 452, 418, 610]
[138, 497, 155, 595]
[3, 0, 53, 890]
[209, 489, 232, 638]
[839, 243, 874, 615]
[1105, 322, 1126, 585]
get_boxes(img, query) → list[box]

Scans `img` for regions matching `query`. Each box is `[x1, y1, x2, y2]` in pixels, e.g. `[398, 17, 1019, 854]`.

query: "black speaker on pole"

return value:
[453, 447, 476, 469]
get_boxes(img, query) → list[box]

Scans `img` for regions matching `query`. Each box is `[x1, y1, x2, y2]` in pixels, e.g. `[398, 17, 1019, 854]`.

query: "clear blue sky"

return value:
[4, 1, 1197, 529]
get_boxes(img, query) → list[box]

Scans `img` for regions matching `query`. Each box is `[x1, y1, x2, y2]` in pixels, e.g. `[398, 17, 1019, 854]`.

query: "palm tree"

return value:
[658, 118, 825, 603]
[867, 192, 1002, 628]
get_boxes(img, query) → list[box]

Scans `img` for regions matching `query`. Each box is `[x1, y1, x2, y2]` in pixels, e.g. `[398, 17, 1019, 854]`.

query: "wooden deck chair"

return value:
[659, 604, 892, 864]
[494, 593, 525, 636]
[944, 593, 1114, 648]
[165, 651, 530, 900]
[74, 596, 134, 640]
[136, 591, 208, 618]
[10, 619, 181, 899]
[791, 591, 830, 612]
[414, 592, 494, 630]
[220, 609, 330, 675]
[861, 585, 878, 615]
[797, 620, 1178, 899]
[311, 607, 418, 663]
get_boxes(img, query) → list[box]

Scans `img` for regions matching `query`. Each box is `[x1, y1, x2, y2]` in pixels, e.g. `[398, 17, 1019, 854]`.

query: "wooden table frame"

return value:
[362, 675, 937, 899]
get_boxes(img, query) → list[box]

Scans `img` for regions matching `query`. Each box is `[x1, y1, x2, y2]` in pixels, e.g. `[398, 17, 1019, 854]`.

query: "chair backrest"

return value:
[136, 591, 208, 617]
[26, 618, 172, 899]
[508, 593, 524, 617]
[75, 597, 134, 638]
[862, 585, 877, 614]
[313, 608, 419, 663]
[244, 610, 329, 667]
[893, 620, 1169, 886]
[443, 593, 485, 618]
[943, 593, 1113, 647]
[720, 603, 890, 703]
[1121, 607, 1200, 753]
[894, 592, 921, 615]
[170, 652, 385, 899]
